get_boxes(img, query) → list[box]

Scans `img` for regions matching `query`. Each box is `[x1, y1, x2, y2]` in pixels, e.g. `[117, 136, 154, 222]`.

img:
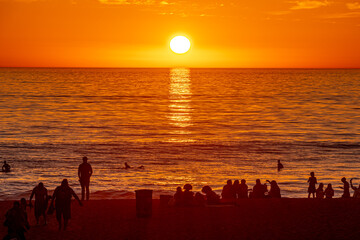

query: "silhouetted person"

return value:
[20, 198, 30, 231]
[316, 183, 324, 199]
[340, 177, 350, 198]
[50, 179, 82, 230]
[238, 179, 248, 198]
[267, 180, 281, 198]
[324, 183, 334, 199]
[183, 184, 194, 206]
[350, 178, 360, 198]
[29, 182, 48, 225]
[201, 185, 220, 205]
[252, 179, 267, 198]
[174, 186, 183, 206]
[4, 201, 29, 240]
[124, 162, 131, 169]
[78, 156, 93, 201]
[233, 180, 240, 198]
[307, 172, 317, 198]
[221, 180, 236, 200]
[194, 192, 206, 206]
[2, 161, 10, 172]
[277, 160, 284, 171]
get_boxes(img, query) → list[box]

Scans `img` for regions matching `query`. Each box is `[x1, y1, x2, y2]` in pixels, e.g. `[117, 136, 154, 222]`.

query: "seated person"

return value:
[201, 185, 220, 205]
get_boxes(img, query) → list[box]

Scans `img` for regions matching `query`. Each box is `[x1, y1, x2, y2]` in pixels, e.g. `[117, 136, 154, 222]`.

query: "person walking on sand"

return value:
[78, 156, 93, 201]
[340, 177, 350, 198]
[277, 160, 284, 171]
[50, 179, 82, 230]
[324, 183, 334, 199]
[2, 160, 11, 172]
[350, 178, 360, 198]
[29, 182, 48, 225]
[307, 172, 317, 198]
[4, 201, 29, 240]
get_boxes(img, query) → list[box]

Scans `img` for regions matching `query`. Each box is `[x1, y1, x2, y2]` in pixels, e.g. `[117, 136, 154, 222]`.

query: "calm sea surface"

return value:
[0, 68, 359, 199]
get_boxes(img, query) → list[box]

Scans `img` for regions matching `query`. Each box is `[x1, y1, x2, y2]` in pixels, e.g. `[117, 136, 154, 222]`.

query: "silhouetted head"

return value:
[341, 177, 346, 183]
[270, 180, 278, 187]
[4, 161, 6, 164]
[310, 172, 315, 177]
[20, 198, 26, 209]
[13, 201, 20, 209]
[278, 160, 281, 163]
[38, 182, 44, 188]
[327, 183, 332, 188]
[234, 180, 239, 185]
[256, 179, 261, 185]
[83, 156, 88, 163]
[202, 185, 212, 194]
[61, 179, 69, 187]
[241, 179, 246, 184]
[183, 184, 192, 191]
[319, 183, 324, 189]
[227, 180, 232, 185]
[176, 187, 182, 192]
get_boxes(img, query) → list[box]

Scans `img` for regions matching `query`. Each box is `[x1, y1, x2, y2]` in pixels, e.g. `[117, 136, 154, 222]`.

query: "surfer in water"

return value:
[277, 160, 284, 171]
[124, 162, 144, 169]
[2, 161, 11, 172]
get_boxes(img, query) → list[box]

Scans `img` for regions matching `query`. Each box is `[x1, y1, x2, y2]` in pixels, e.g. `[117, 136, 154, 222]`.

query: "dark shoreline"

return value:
[1, 198, 360, 239]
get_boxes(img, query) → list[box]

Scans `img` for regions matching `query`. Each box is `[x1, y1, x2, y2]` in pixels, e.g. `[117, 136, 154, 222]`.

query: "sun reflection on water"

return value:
[167, 68, 194, 142]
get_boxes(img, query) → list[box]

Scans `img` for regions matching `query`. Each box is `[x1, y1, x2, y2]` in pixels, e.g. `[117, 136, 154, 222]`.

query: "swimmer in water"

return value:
[124, 162, 131, 169]
[2, 161, 11, 172]
[277, 160, 284, 171]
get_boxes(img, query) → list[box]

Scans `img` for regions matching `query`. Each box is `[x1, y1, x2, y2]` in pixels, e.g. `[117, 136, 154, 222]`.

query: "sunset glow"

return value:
[0, 0, 359, 67]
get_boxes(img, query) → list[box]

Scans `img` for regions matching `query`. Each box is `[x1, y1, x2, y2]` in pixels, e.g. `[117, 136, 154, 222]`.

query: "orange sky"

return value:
[0, 0, 359, 68]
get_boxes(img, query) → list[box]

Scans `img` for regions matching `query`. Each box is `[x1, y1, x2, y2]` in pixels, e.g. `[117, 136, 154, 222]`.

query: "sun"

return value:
[170, 36, 191, 54]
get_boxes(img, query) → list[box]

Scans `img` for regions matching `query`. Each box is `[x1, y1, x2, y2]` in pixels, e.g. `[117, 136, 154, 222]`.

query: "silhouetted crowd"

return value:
[171, 178, 281, 207]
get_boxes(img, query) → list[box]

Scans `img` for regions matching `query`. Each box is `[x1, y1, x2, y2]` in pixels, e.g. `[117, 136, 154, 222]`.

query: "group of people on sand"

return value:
[172, 178, 282, 206]
[307, 172, 360, 199]
[3, 157, 93, 240]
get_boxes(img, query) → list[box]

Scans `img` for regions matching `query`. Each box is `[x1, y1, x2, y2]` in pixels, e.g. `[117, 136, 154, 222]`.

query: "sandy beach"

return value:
[1, 198, 360, 240]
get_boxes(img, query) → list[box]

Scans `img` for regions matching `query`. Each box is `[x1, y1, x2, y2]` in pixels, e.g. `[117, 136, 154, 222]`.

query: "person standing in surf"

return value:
[78, 156, 93, 201]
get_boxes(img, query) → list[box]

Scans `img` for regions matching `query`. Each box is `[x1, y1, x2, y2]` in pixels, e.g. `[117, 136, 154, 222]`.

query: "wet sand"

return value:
[1, 199, 360, 240]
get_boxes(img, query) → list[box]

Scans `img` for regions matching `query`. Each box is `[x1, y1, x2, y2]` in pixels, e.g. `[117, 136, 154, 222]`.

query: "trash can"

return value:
[135, 189, 153, 218]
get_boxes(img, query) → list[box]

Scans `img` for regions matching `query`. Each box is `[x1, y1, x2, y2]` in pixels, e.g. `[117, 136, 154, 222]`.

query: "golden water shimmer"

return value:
[0, 68, 360, 199]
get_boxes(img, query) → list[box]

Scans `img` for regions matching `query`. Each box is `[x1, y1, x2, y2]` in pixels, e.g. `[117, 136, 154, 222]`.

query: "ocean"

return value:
[0, 68, 359, 199]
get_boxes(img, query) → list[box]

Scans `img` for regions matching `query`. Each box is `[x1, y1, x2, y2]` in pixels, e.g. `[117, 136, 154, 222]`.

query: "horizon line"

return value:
[1, 67, 360, 70]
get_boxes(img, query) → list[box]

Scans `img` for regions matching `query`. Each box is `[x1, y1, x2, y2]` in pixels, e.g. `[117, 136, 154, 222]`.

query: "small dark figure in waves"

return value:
[2, 160, 11, 172]
[340, 177, 350, 198]
[252, 179, 267, 198]
[183, 184, 194, 206]
[29, 182, 48, 225]
[124, 162, 131, 169]
[50, 179, 82, 230]
[307, 172, 317, 198]
[350, 178, 360, 198]
[78, 156, 93, 201]
[201, 185, 220, 205]
[3, 201, 29, 240]
[173, 186, 183, 206]
[277, 160, 284, 171]
[324, 183, 334, 199]
[221, 180, 236, 200]
[267, 180, 281, 198]
[316, 183, 324, 199]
